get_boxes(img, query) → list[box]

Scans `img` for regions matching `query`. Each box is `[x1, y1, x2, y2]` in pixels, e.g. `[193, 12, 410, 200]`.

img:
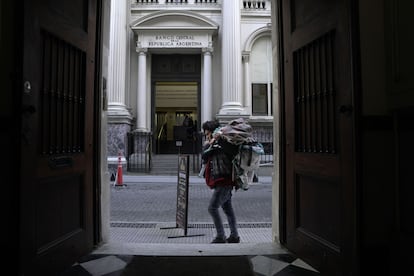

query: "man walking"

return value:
[201, 120, 240, 244]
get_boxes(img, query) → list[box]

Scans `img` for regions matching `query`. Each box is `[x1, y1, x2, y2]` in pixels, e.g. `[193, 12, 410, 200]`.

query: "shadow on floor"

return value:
[121, 255, 254, 276]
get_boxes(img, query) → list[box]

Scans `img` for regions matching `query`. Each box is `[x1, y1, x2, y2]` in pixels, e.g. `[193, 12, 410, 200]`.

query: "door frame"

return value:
[93, 0, 104, 246]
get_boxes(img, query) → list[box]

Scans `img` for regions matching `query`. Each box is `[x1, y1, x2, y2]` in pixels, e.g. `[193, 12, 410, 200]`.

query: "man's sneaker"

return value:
[211, 237, 226, 244]
[226, 236, 240, 243]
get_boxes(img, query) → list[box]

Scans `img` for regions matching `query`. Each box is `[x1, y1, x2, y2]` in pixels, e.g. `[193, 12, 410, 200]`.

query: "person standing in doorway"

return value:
[201, 120, 240, 244]
[182, 114, 194, 127]
[183, 114, 195, 140]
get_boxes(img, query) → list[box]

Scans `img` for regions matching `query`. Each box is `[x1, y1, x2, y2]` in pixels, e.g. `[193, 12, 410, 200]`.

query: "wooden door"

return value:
[278, 0, 358, 274]
[20, 0, 98, 274]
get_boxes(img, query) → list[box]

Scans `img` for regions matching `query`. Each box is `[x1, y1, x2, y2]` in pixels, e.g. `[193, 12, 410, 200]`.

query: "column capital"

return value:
[242, 51, 250, 63]
[136, 47, 148, 54]
[202, 47, 214, 54]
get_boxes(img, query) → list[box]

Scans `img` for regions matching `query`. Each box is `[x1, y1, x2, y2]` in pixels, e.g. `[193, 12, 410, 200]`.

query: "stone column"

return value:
[107, 0, 131, 121]
[202, 47, 213, 123]
[136, 47, 148, 131]
[128, 47, 151, 173]
[217, 0, 247, 120]
[242, 52, 252, 115]
[107, 0, 132, 173]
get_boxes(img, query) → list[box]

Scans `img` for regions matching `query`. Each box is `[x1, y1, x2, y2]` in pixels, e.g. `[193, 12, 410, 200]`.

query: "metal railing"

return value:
[156, 123, 166, 154]
[127, 131, 152, 173]
[126, 127, 273, 173]
[252, 127, 273, 165]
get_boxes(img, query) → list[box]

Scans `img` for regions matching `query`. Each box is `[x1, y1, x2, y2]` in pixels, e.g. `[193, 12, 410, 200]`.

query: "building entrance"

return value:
[151, 54, 201, 154]
[154, 82, 199, 154]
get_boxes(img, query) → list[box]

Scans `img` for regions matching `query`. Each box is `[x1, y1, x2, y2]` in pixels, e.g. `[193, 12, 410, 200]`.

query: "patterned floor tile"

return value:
[80, 255, 127, 276]
[62, 253, 320, 276]
[275, 264, 320, 276]
[250, 255, 290, 275]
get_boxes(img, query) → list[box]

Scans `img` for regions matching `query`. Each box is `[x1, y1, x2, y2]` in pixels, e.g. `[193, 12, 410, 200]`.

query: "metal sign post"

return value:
[176, 140, 182, 155]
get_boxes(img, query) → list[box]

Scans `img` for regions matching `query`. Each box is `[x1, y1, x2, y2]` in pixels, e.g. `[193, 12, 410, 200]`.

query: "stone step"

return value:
[149, 154, 201, 175]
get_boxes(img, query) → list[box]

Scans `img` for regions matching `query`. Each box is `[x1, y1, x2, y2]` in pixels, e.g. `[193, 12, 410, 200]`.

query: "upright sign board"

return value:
[161, 155, 204, 239]
[176, 155, 189, 234]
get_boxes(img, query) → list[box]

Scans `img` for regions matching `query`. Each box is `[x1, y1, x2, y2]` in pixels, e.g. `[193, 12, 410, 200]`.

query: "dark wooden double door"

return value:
[19, 0, 99, 274]
[18, 0, 361, 275]
[278, 0, 358, 275]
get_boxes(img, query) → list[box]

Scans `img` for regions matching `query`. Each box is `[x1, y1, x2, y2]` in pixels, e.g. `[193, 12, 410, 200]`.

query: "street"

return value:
[111, 175, 273, 224]
[109, 175, 273, 244]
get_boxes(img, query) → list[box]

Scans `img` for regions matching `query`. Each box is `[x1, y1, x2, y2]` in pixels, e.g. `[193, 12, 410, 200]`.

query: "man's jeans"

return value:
[208, 185, 239, 239]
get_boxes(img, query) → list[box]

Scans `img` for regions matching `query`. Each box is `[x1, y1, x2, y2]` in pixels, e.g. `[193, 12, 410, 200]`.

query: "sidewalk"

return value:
[110, 174, 274, 244]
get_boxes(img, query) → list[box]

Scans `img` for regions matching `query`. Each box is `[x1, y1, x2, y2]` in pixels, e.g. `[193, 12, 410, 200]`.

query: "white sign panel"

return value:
[140, 33, 209, 48]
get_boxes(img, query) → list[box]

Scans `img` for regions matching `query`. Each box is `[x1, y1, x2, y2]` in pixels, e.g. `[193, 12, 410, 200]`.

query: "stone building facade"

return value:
[107, 0, 274, 171]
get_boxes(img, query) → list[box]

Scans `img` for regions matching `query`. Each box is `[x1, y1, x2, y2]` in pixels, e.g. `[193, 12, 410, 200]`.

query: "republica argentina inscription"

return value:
[148, 34, 203, 47]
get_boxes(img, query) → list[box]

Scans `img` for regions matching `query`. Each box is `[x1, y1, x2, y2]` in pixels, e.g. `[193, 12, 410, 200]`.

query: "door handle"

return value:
[24, 81, 32, 94]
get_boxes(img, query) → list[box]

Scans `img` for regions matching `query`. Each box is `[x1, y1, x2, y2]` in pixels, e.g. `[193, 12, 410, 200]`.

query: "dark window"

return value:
[252, 83, 272, 116]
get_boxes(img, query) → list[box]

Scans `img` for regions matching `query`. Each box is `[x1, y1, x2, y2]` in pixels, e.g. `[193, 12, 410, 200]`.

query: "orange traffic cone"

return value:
[114, 152, 126, 187]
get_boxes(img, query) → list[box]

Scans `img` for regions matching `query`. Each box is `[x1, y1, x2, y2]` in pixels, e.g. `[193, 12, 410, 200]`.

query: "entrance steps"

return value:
[149, 154, 201, 176]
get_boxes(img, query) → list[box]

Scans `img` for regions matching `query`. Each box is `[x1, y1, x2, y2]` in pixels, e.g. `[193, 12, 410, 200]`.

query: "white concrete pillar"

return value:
[202, 47, 213, 123]
[107, 0, 131, 120]
[136, 48, 148, 131]
[218, 0, 246, 116]
[242, 52, 252, 115]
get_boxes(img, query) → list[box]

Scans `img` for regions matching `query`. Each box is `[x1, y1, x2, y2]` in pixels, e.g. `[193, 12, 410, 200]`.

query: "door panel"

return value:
[20, 0, 97, 274]
[279, 0, 357, 274]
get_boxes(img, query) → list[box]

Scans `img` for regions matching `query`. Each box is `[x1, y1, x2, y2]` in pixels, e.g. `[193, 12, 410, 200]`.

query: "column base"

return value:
[132, 128, 151, 133]
[216, 102, 249, 124]
[108, 104, 133, 124]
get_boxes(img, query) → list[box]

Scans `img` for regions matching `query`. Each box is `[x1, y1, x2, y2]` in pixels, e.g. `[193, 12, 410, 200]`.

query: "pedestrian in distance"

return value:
[182, 114, 195, 140]
[201, 120, 241, 244]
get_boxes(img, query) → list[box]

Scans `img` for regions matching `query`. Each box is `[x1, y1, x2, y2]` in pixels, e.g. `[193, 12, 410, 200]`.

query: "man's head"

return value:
[202, 120, 220, 139]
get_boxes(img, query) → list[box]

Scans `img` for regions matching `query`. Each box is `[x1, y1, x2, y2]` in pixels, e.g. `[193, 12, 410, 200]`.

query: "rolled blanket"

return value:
[219, 118, 255, 145]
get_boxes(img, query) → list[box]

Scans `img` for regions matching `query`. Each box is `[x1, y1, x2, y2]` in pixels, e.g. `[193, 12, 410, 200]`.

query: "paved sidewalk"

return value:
[110, 174, 273, 244]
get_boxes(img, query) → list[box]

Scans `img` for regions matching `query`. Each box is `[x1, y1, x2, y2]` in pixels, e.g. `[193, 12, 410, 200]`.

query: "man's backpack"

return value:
[233, 141, 264, 190]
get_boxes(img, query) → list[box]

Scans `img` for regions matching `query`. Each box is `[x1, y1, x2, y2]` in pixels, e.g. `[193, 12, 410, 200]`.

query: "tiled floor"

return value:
[61, 242, 320, 276]
[60, 175, 320, 275]
[61, 253, 320, 276]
